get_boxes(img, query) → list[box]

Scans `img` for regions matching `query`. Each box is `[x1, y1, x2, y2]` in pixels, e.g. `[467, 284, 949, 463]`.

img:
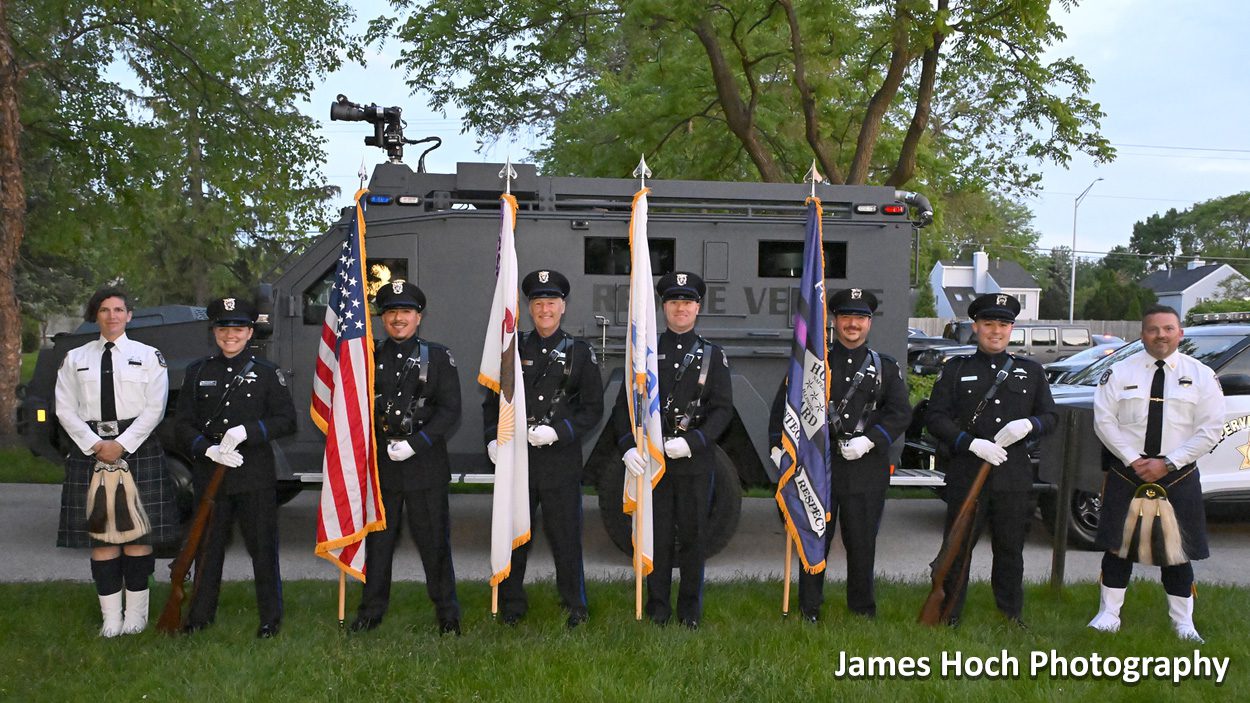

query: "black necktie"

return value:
[1144, 359, 1165, 457]
[100, 341, 117, 421]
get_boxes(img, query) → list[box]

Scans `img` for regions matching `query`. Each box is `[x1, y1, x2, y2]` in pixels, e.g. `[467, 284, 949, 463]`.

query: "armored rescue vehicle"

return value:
[20, 106, 934, 556]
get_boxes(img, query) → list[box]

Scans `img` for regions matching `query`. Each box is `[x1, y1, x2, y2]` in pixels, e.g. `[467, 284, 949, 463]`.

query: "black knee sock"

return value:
[1161, 562, 1194, 597]
[1100, 552, 1132, 589]
[90, 557, 124, 596]
[122, 553, 155, 591]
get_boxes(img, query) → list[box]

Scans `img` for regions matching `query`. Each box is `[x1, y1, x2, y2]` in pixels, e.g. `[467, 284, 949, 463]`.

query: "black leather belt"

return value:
[87, 418, 136, 438]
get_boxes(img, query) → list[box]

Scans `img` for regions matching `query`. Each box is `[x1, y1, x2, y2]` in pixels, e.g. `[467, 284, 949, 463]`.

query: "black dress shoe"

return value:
[1007, 617, 1029, 631]
[181, 622, 208, 635]
[679, 619, 700, 630]
[439, 619, 461, 636]
[499, 613, 521, 626]
[256, 623, 280, 639]
[800, 610, 819, 624]
[566, 610, 588, 629]
[349, 616, 382, 633]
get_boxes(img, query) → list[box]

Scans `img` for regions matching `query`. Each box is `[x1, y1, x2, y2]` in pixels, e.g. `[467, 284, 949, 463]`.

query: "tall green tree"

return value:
[0, 0, 358, 437]
[374, 0, 1112, 189]
[1128, 193, 1250, 275]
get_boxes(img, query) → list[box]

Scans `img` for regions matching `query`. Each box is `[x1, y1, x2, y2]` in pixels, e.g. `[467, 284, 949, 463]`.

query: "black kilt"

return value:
[57, 437, 180, 549]
[1094, 463, 1209, 561]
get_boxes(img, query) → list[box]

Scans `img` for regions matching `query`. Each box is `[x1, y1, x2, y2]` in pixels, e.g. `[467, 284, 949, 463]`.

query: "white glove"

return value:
[206, 444, 243, 468]
[528, 425, 559, 447]
[387, 440, 416, 462]
[664, 437, 692, 459]
[487, 440, 498, 464]
[993, 418, 1034, 448]
[770, 446, 784, 469]
[623, 448, 647, 477]
[840, 436, 875, 461]
[219, 425, 248, 452]
[969, 438, 1008, 466]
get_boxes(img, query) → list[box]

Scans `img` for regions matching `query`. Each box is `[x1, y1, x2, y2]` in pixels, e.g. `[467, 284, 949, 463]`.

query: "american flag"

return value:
[623, 187, 665, 576]
[774, 197, 832, 574]
[312, 190, 386, 581]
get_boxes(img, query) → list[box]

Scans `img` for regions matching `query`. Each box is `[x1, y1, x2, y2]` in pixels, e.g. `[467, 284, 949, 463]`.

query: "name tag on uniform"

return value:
[128, 359, 143, 366]
[960, 375, 978, 381]
[1179, 377, 1193, 387]
[77, 367, 89, 372]
[1123, 385, 1137, 390]
[199, 380, 218, 387]
[521, 360, 534, 366]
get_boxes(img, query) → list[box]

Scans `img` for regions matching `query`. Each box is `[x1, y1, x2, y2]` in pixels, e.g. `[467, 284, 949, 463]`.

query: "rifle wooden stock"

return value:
[156, 463, 227, 634]
[918, 461, 992, 626]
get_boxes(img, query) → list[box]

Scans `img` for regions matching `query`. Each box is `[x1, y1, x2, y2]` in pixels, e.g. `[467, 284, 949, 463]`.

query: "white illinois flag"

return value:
[478, 192, 531, 586]
[623, 187, 665, 575]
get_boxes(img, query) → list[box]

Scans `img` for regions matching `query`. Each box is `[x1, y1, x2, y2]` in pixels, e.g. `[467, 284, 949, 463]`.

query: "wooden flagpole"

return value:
[338, 572, 346, 626]
[633, 422, 646, 621]
[492, 585, 498, 617]
[782, 533, 793, 616]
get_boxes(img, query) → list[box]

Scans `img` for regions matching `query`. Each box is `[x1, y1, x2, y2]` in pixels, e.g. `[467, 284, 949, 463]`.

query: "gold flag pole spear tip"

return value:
[498, 157, 517, 195]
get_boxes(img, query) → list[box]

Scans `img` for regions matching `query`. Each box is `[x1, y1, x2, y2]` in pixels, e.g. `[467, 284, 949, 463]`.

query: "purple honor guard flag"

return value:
[774, 197, 832, 574]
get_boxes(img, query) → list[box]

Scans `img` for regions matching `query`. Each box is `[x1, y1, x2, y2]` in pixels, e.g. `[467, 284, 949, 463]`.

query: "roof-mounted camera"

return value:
[330, 94, 441, 171]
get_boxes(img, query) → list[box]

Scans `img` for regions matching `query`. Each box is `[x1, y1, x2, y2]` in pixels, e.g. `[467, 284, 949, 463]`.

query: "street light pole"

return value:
[1069, 177, 1103, 322]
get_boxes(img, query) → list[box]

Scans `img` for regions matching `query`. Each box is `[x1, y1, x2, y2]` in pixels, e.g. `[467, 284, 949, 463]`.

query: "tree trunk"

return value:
[691, 18, 784, 183]
[887, 0, 948, 188]
[0, 0, 26, 439]
[778, 0, 843, 184]
[847, 2, 912, 185]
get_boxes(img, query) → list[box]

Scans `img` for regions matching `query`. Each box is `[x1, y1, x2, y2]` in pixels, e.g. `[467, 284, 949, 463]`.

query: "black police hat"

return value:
[828, 288, 877, 317]
[968, 292, 1021, 322]
[207, 296, 257, 327]
[374, 280, 426, 312]
[656, 271, 706, 302]
[521, 269, 570, 299]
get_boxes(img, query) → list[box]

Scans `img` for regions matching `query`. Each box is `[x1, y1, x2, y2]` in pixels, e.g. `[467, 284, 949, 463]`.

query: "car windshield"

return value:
[1064, 334, 1247, 385]
[1060, 345, 1115, 365]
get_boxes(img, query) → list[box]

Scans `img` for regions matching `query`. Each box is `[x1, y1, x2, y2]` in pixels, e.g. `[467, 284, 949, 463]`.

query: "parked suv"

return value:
[941, 319, 1097, 364]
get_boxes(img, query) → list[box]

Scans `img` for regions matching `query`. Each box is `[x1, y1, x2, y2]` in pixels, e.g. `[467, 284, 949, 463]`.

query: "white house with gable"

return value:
[1140, 260, 1249, 317]
[929, 251, 1041, 320]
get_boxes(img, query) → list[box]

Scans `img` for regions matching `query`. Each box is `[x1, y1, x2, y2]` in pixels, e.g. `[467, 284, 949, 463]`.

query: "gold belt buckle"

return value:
[96, 420, 119, 437]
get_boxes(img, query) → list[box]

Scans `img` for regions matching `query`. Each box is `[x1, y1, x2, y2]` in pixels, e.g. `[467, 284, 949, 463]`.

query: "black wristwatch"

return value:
[1162, 457, 1178, 473]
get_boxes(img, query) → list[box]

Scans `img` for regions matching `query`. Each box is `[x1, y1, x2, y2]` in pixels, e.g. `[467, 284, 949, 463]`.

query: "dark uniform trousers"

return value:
[770, 343, 912, 618]
[359, 335, 461, 624]
[359, 463, 459, 624]
[175, 352, 297, 629]
[924, 349, 1056, 623]
[614, 329, 733, 625]
[489, 330, 602, 619]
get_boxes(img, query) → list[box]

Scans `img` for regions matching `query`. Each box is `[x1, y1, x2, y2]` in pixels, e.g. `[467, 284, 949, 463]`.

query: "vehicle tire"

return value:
[1039, 490, 1100, 550]
[596, 446, 743, 560]
[154, 454, 195, 559]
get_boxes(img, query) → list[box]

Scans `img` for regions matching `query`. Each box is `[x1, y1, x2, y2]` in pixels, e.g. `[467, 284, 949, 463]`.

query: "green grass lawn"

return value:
[0, 448, 62, 483]
[1, 580, 1242, 701]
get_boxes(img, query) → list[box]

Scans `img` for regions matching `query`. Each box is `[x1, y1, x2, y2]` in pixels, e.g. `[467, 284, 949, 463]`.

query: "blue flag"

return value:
[774, 197, 832, 574]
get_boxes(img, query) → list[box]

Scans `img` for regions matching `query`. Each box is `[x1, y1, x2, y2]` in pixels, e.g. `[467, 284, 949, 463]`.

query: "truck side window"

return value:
[302, 258, 410, 324]
[758, 241, 847, 278]
[583, 237, 675, 275]
[1008, 329, 1026, 347]
[1062, 328, 1090, 346]
[1032, 328, 1057, 347]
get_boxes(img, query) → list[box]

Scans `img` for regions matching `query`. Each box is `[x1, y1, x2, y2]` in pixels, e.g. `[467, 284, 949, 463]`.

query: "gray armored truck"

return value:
[19, 158, 934, 556]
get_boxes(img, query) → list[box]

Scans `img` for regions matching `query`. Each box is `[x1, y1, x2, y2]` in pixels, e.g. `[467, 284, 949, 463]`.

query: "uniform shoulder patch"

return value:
[587, 344, 598, 366]
[154, 350, 167, 368]
[721, 348, 730, 368]
[275, 368, 287, 387]
[1099, 369, 1112, 386]
[445, 349, 456, 368]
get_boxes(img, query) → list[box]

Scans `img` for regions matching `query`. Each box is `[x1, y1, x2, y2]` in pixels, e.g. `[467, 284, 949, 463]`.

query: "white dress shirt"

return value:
[54, 333, 169, 455]
[1094, 348, 1224, 469]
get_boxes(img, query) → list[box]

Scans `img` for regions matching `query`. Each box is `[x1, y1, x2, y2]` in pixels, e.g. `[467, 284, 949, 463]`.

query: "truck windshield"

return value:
[1064, 334, 1247, 385]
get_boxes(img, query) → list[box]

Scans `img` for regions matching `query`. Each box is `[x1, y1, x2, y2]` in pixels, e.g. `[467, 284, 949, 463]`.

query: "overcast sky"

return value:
[304, 1, 1249, 265]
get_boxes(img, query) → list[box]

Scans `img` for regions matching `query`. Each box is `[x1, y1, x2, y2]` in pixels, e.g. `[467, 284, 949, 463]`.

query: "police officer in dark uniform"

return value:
[483, 269, 603, 628]
[614, 271, 733, 628]
[924, 293, 1056, 626]
[350, 280, 462, 635]
[175, 296, 297, 638]
[767, 288, 911, 621]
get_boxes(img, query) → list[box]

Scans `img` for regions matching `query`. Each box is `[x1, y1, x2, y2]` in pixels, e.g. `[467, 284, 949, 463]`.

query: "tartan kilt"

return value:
[1093, 463, 1209, 561]
[57, 437, 180, 549]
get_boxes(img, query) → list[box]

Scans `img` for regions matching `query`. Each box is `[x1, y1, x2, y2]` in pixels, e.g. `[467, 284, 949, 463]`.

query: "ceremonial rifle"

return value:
[156, 463, 227, 634]
[918, 461, 992, 626]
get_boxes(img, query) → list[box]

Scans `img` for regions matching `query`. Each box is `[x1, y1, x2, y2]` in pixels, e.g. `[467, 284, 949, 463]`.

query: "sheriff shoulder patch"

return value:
[1099, 369, 1112, 386]
[275, 369, 287, 387]
[154, 350, 167, 368]
[446, 350, 456, 368]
